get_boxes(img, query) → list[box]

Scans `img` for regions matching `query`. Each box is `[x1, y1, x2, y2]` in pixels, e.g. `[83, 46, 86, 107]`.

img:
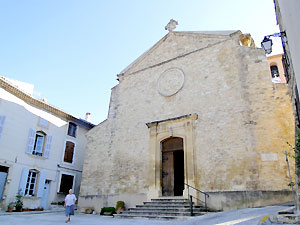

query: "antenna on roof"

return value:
[165, 19, 178, 32]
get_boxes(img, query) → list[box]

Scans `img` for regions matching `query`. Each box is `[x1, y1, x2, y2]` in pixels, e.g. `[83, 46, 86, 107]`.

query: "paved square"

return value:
[0, 212, 183, 225]
[0, 206, 293, 225]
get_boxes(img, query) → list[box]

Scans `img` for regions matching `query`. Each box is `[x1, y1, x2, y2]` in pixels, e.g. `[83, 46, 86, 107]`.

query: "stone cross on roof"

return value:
[165, 19, 178, 32]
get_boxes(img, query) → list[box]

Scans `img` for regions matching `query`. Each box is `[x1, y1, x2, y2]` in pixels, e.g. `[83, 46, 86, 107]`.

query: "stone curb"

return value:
[257, 206, 298, 224]
[269, 214, 300, 224]
[0, 209, 64, 216]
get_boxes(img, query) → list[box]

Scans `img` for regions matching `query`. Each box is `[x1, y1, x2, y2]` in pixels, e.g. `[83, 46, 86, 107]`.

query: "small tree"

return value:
[7, 202, 14, 212]
[15, 189, 23, 212]
[286, 135, 300, 211]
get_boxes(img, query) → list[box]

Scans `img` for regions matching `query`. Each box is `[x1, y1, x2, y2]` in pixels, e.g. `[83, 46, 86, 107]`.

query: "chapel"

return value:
[79, 29, 294, 212]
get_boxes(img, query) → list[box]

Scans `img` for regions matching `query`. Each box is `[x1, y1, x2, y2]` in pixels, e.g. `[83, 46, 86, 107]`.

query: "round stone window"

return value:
[157, 68, 185, 97]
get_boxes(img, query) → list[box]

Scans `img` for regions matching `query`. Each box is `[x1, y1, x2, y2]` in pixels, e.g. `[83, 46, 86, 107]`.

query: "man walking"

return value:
[64, 189, 77, 223]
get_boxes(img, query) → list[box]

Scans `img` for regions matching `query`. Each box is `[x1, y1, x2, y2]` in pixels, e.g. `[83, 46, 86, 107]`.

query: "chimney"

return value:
[85, 112, 91, 122]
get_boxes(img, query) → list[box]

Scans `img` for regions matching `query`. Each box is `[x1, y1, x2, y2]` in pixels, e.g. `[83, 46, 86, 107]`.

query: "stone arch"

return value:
[161, 137, 184, 196]
[146, 113, 198, 200]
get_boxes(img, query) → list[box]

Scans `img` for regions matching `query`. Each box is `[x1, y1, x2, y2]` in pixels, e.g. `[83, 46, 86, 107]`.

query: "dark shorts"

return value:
[65, 205, 75, 216]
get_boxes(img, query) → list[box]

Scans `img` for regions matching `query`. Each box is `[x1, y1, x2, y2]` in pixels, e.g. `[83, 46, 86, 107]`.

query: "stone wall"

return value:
[79, 31, 294, 212]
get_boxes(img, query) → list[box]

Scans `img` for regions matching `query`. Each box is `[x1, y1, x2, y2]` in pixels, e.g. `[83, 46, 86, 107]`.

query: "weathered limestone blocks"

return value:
[79, 30, 294, 212]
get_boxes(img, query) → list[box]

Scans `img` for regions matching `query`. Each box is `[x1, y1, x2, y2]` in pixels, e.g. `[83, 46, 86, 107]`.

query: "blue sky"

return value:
[0, 0, 281, 124]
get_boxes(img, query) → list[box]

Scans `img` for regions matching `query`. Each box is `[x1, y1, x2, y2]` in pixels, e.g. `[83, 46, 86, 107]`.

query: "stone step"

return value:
[118, 211, 206, 216]
[114, 214, 189, 220]
[143, 202, 191, 206]
[151, 198, 189, 202]
[136, 204, 204, 209]
[114, 197, 212, 220]
[128, 207, 203, 212]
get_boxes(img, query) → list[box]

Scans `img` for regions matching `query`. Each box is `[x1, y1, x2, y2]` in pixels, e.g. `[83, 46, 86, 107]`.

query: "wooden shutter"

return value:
[19, 168, 29, 196]
[64, 141, 75, 163]
[44, 135, 52, 158]
[0, 115, 6, 142]
[36, 171, 46, 198]
[25, 128, 36, 154]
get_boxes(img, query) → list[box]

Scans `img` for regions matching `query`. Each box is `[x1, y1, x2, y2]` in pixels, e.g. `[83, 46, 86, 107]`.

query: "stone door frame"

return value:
[146, 113, 198, 200]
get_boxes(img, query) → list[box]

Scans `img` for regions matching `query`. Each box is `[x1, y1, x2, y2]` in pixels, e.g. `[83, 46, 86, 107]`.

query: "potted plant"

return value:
[15, 190, 23, 212]
[115, 201, 125, 214]
[7, 202, 14, 212]
[100, 207, 116, 216]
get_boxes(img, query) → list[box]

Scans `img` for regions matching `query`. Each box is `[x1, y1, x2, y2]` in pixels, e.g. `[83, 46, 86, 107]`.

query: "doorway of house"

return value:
[0, 166, 9, 201]
[40, 180, 50, 209]
[161, 137, 184, 196]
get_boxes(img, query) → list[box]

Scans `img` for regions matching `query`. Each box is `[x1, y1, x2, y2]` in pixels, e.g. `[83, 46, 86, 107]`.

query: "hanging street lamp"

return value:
[261, 31, 286, 54]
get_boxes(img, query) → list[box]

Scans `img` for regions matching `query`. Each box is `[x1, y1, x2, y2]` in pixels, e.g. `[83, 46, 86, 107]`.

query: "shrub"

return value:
[7, 202, 14, 212]
[115, 201, 125, 209]
[115, 201, 125, 214]
[100, 207, 116, 216]
[15, 190, 23, 211]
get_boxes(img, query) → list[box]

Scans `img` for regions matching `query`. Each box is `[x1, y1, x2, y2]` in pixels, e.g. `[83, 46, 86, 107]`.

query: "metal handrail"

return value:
[184, 183, 209, 215]
[184, 183, 209, 197]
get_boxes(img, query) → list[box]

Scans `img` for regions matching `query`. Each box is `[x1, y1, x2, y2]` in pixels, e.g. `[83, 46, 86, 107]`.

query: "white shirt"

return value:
[65, 194, 77, 206]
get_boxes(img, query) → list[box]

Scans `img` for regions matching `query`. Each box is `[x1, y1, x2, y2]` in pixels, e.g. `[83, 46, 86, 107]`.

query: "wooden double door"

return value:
[161, 137, 184, 196]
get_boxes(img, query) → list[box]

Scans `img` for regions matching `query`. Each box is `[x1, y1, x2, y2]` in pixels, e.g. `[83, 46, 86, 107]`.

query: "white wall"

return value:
[0, 86, 89, 210]
[277, 0, 300, 91]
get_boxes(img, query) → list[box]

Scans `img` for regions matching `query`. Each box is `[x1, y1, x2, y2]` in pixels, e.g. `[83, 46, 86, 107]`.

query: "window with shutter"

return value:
[63, 141, 75, 163]
[26, 130, 47, 157]
[44, 135, 52, 159]
[33, 133, 44, 156]
[67, 122, 77, 137]
[24, 169, 39, 196]
[0, 115, 6, 142]
[19, 168, 29, 196]
[36, 171, 46, 198]
[25, 128, 36, 154]
[59, 174, 74, 194]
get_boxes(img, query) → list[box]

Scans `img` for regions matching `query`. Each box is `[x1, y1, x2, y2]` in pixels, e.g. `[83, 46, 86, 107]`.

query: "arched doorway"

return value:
[161, 137, 184, 196]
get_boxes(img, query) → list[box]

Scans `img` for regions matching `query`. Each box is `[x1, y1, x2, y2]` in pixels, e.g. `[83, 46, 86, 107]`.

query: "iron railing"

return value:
[184, 183, 209, 216]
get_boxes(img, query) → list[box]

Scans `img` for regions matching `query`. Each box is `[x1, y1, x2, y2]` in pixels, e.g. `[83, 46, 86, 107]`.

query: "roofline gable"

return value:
[0, 77, 95, 129]
[118, 32, 171, 76]
[117, 30, 240, 76]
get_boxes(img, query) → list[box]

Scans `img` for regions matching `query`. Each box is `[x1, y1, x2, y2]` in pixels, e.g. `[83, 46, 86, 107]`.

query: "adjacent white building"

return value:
[274, 0, 300, 91]
[0, 76, 94, 210]
[273, 0, 300, 125]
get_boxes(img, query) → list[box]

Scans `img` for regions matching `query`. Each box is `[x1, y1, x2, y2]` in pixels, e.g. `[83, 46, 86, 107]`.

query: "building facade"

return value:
[273, 0, 300, 98]
[79, 30, 294, 212]
[273, 0, 300, 124]
[0, 77, 94, 211]
[273, 0, 300, 210]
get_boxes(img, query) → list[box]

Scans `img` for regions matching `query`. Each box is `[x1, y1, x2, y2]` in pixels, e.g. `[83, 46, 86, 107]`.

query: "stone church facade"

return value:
[79, 30, 294, 212]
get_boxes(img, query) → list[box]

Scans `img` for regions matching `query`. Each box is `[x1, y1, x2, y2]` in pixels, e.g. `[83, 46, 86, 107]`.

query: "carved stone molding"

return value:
[157, 67, 185, 97]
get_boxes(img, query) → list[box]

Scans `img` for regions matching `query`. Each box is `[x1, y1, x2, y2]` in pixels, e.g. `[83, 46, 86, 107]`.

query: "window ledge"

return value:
[62, 161, 74, 165]
[23, 196, 40, 200]
[25, 153, 45, 159]
[67, 135, 76, 138]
